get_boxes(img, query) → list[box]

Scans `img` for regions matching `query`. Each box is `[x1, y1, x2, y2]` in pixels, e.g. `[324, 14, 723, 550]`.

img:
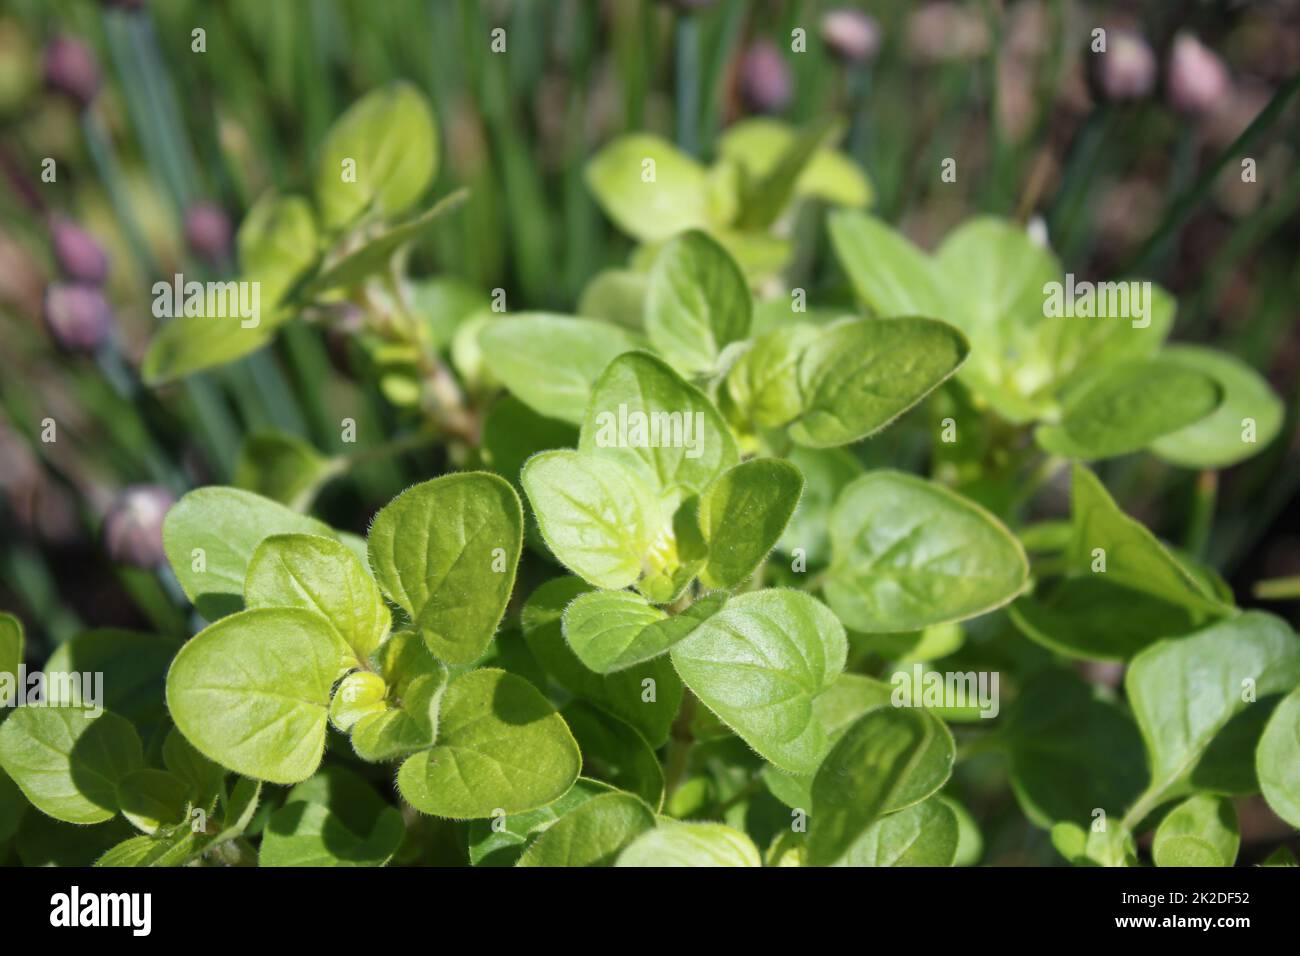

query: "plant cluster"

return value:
[1, 24, 1298, 869]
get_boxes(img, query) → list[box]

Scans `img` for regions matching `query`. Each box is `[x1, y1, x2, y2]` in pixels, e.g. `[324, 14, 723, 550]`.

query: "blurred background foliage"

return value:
[0, 0, 1298, 863]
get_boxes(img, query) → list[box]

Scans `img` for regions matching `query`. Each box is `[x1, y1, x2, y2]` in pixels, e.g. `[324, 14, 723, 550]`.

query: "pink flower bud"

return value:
[820, 9, 882, 64]
[103, 485, 176, 568]
[739, 40, 793, 114]
[50, 218, 109, 284]
[1088, 30, 1156, 103]
[43, 282, 112, 353]
[43, 35, 100, 107]
[1167, 32, 1230, 116]
[184, 202, 232, 264]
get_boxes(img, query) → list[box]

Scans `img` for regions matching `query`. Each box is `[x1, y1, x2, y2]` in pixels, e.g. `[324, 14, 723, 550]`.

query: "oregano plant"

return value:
[2, 69, 1296, 875]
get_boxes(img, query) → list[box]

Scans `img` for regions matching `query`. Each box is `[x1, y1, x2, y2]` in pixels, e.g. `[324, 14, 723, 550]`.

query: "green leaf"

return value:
[411, 276, 490, 351]
[161, 727, 224, 805]
[931, 216, 1066, 417]
[719, 118, 872, 216]
[0, 613, 20, 708]
[1036, 358, 1222, 460]
[313, 81, 439, 230]
[736, 117, 843, 229]
[1050, 821, 1138, 867]
[579, 351, 740, 498]
[698, 458, 803, 589]
[233, 431, 341, 510]
[944, 795, 984, 867]
[577, 269, 647, 330]
[585, 134, 710, 242]
[726, 324, 820, 429]
[259, 766, 405, 867]
[0, 708, 142, 824]
[1009, 577, 1203, 662]
[999, 668, 1146, 829]
[1257, 686, 1300, 829]
[1067, 464, 1230, 616]
[788, 317, 969, 449]
[562, 701, 664, 810]
[1150, 345, 1284, 468]
[854, 622, 965, 664]
[45, 629, 179, 734]
[515, 791, 657, 867]
[142, 315, 275, 386]
[467, 777, 616, 867]
[479, 314, 640, 424]
[806, 707, 954, 866]
[396, 669, 580, 818]
[165, 608, 344, 784]
[1126, 612, 1300, 807]
[367, 473, 522, 665]
[0, 769, 26, 842]
[616, 821, 761, 867]
[562, 589, 726, 674]
[833, 798, 958, 867]
[335, 631, 448, 762]
[522, 450, 662, 590]
[1153, 794, 1239, 867]
[644, 231, 751, 374]
[116, 769, 189, 834]
[1035, 286, 1176, 405]
[304, 189, 468, 295]
[95, 834, 176, 868]
[162, 486, 336, 619]
[237, 191, 319, 308]
[824, 471, 1028, 632]
[246, 533, 390, 664]
[482, 396, 578, 489]
[829, 211, 947, 318]
[1260, 846, 1298, 867]
[521, 578, 683, 748]
[763, 673, 898, 810]
[670, 589, 847, 773]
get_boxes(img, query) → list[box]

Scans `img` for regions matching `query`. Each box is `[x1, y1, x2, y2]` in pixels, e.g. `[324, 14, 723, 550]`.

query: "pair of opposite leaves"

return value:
[481, 228, 972, 451]
[145, 81, 464, 385]
[162, 473, 588, 814]
[831, 212, 1283, 465]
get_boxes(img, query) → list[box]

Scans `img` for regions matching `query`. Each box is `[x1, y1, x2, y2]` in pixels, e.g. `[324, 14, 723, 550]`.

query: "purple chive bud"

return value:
[820, 9, 882, 65]
[42, 35, 100, 107]
[739, 40, 793, 114]
[184, 201, 233, 265]
[1087, 29, 1156, 103]
[103, 485, 176, 568]
[43, 282, 112, 353]
[1167, 32, 1230, 117]
[49, 218, 109, 284]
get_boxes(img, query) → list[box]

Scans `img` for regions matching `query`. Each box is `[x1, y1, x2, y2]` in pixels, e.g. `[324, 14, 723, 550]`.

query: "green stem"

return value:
[1183, 470, 1217, 559]
[663, 691, 698, 798]
[1010, 454, 1068, 513]
[674, 14, 701, 157]
[1119, 784, 1166, 835]
[1254, 575, 1300, 601]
